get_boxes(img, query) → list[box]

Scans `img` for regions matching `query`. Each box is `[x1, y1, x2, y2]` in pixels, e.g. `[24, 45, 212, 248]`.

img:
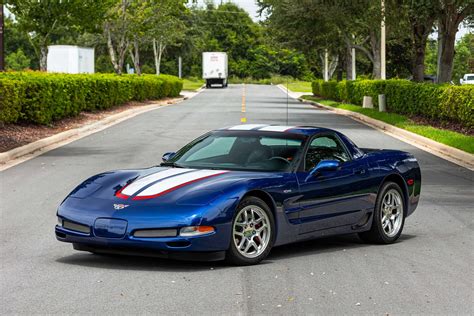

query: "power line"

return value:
[196, 9, 250, 15]
[197, 21, 249, 26]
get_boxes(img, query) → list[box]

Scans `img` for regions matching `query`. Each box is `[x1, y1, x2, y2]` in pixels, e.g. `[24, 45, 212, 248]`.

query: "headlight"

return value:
[179, 226, 214, 237]
[57, 217, 63, 227]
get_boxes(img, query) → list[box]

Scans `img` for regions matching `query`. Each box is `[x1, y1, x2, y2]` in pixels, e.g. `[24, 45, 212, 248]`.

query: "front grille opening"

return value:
[133, 228, 178, 238]
[63, 220, 91, 234]
[166, 241, 191, 248]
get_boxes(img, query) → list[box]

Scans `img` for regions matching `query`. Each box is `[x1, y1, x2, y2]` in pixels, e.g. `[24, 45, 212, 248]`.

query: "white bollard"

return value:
[362, 96, 373, 109]
[378, 94, 386, 112]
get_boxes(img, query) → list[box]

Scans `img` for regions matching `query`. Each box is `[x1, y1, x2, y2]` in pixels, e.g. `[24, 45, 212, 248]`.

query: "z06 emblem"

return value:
[113, 204, 129, 210]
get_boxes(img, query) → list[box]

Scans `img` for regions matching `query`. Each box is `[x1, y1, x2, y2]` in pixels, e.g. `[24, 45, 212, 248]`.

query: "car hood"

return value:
[65, 166, 279, 206]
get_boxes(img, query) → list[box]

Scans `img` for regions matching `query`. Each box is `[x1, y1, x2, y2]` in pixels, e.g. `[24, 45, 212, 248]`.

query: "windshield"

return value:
[165, 131, 306, 172]
[466, 75, 474, 81]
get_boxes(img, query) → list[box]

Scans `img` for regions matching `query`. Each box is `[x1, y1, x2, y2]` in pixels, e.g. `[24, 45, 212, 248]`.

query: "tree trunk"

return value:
[412, 46, 426, 82]
[346, 42, 353, 80]
[153, 38, 159, 75]
[129, 37, 141, 75]
[411, 18, 434, 82]
[412, 26, 429, 82]
[39, 45, 48, 71]
[436, 2, 471, 83]
[437, 25, 456, 83]
[153, 38, 166, 76]
[436, 22, 443, 83]
[117, 35, 128, 75]
[158, 42, 166, 76]
[370, 29, 381, 79]
[105, 24, 121, 74]
[328, 54, 338, 79]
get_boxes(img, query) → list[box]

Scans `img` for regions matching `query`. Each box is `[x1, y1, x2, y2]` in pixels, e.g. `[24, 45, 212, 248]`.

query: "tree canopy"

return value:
[3, 0, 472, 82]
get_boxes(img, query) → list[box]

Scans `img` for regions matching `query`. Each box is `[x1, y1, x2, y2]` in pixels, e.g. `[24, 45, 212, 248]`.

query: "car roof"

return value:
[216, 124, 336, 136]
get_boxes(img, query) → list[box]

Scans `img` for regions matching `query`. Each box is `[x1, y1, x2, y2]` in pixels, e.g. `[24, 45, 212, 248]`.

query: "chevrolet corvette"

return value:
[56, 124, 421, 265]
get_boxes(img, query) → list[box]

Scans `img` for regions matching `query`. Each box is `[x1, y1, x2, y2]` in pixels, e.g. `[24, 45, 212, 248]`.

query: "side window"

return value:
[186, 137, 236, 161]
[305, 135, 350, 171]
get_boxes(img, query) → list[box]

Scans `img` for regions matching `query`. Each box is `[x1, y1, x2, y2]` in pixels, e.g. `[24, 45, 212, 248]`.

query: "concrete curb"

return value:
[182, 84, 206, 94]
[277, 84, 306, 99]
[299, 97, 474, 170]
[0, 94, 197, 170]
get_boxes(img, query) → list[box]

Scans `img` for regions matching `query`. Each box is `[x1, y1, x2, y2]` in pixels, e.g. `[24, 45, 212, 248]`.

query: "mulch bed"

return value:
[409, 115, 473, 136]
[0, 98, 178, 153]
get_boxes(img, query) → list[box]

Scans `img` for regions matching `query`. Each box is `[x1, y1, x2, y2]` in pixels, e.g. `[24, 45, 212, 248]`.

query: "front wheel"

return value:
[359, 181, 406, 244]
[226, 197, 275, 265]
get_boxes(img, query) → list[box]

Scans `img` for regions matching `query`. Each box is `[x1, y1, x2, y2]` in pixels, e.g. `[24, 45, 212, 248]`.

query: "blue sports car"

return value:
[56, 124, 421, 265]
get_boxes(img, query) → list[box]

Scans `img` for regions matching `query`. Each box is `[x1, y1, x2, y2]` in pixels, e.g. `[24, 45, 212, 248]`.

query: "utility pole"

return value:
[352, 35, 356, 80]
[0, 3, 4, 72]
[178, 56, 182, 79]
[324, 49, 329, 81]
[380, 0, 386, 79]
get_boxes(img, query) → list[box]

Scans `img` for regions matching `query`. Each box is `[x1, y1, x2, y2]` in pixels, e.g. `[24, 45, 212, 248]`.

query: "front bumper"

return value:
[55, 218, 231, 261]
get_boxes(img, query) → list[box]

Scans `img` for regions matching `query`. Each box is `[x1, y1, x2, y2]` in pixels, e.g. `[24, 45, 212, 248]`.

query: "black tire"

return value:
[226, 196, 275, 265]
[358, 181, 406, 244]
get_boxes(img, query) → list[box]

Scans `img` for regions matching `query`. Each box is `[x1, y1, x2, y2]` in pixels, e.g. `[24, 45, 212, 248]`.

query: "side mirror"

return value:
[162, 152, 176, 162]
[307, 160, 340, 180]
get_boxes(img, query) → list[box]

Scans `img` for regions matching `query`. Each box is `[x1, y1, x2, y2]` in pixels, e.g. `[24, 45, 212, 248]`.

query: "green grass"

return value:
[182, 78, 204, 91]
[228, 75, 294, 85]
[302, 95, 474, 154]
[286, 81, 312, 93]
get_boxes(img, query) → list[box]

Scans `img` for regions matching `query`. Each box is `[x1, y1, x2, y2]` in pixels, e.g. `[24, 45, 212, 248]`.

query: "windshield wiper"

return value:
[160, 162, 184, 168]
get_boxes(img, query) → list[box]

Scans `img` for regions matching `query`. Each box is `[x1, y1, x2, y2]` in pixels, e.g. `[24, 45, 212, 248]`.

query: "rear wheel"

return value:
[359, 182, 405, 244]
[226, 197, 275, 265]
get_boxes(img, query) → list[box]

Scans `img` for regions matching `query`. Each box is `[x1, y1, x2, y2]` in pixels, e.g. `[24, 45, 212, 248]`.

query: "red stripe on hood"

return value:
[115, 183, 131, 200]
[132, 171, 227, 201]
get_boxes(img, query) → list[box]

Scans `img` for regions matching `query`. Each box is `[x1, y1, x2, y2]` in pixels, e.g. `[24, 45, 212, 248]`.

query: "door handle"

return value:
[354, 168, 366, 175]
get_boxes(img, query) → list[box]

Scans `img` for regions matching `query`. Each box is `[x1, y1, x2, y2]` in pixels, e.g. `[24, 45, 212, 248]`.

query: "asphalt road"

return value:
[1, 84, 473, 315]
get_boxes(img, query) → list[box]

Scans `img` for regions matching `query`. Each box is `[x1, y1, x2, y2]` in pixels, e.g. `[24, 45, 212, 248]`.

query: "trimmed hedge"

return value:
[0, 72, 182, 125]
[312, 79, 474, 129]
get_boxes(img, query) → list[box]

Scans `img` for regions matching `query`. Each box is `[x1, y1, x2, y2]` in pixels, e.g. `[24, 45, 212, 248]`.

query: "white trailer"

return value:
[460, 73, 474, 85]
[47, 45, 94, 74]
[202, 52, 228, 88]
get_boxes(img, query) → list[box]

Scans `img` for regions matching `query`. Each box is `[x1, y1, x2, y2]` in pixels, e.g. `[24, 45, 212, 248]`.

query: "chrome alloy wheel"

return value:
[381, 189, 404, 237]
[233, 205, 271, 259]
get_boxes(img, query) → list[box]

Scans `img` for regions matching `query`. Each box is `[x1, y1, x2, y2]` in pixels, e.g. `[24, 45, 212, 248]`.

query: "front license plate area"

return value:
[94, 218, 128, 238]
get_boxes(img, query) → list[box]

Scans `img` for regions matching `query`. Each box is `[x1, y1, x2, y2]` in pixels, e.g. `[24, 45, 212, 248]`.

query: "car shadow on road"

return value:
[55, 234, 416, 271]
[267, 233, 416, 261]
[55, 252, 228, 272]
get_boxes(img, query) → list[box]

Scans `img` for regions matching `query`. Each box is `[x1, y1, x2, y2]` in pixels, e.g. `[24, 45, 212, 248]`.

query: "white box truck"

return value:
[47, 45, 94, 74]
[202, 52, 228, 88]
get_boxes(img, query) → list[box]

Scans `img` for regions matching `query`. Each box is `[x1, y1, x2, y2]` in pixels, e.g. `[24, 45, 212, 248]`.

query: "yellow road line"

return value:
[241, 84, 247, 123]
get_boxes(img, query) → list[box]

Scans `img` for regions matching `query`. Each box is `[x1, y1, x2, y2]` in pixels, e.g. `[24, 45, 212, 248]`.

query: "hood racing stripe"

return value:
[132, 170, 228, 200]
[258, 125, 296, 132]
[130, 169, 197, 198]
[227, 124, 267, 130]
[120, 168, 194, 197]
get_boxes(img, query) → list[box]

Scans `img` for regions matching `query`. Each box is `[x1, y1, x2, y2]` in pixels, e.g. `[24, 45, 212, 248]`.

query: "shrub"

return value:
[0, 72, 182, 125]
[0, 79, 26, 123]
[312, 78, 474, 129]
